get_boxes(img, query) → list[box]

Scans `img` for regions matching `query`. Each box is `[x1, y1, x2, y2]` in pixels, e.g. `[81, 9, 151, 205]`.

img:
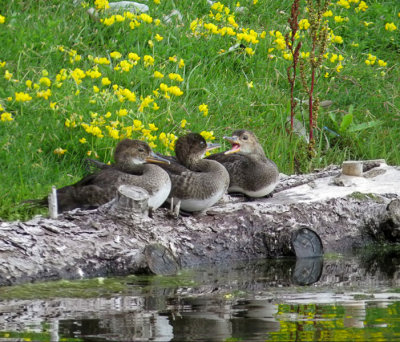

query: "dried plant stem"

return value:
[285, 0, 302, 132]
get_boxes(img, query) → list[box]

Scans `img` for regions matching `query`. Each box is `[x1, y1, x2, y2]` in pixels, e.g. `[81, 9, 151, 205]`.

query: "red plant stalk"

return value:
[309, 63, 315, 143]
[286, 0, 301, 132]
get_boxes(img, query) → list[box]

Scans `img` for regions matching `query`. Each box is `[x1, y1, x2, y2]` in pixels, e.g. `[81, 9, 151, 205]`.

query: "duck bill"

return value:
[206, 142, 221, 152]
[223, 136, 241, 155]
[145, 152, 171, 164]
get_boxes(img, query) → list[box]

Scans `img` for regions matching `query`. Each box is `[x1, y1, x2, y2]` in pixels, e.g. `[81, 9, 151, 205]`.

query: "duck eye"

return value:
[138, 148, 145, 152]
[242, 135, 248, 140]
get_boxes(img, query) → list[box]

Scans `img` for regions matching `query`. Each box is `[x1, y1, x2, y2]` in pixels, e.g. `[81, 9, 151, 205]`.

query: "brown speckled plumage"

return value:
[158, 133, 229, 212]
[41, 139, 171, 212]
[207, 130, 279, 197]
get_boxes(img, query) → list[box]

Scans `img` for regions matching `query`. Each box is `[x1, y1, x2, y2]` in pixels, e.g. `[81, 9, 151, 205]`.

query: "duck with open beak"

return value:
[207, 129, 279, 198]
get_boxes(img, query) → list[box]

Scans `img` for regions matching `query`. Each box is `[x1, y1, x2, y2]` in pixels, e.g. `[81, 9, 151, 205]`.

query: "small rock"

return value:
[163, 9, 183, 24]
[108, 1, 149, 12]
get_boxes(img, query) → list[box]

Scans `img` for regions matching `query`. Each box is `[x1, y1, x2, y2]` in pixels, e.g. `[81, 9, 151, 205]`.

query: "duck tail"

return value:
[20, 197, 48, 208]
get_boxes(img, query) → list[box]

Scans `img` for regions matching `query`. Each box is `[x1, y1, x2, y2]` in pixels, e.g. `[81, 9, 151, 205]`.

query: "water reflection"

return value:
[1, 248, 400, 341]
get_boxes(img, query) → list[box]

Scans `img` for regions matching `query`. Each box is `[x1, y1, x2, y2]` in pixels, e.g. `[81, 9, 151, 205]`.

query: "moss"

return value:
[349, 192, 383, 203]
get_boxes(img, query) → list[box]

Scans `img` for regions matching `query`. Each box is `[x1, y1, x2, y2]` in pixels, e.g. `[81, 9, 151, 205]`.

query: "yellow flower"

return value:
[94, 57, 110, 65]
[155, 34, 163, 42]
[117, 108, 128, 116]
[149, 123, 158, 131]
[128, 52, 141, 63]
[15, 92, 33, 102]
[160, 83, 169, 92]
[155, 19, 161, 26]
[324, 72, 330, 78]
[110, 51, 122, 59]
[198, 103, 209, 116]
[299, 19, 310, 30]
[378, 59, 387, 67]
[148, 40, 154, 48]
[129, 20, 140, 29]
[168, 86, 183, 96]
[101, 77, 111, 86]
[334, 16, 345, 23]
[50, 102, 58, 109]
[355, 1, 368, 12]
[180, 119, 187, 128]
[4, 70, 12, 80]
[119, 60, 133, 72]
[333, 35, 343, 44]
[200, 130, 215, 140]
[143, 55, 155, 67]
[139, 95, 154, 112]
[94, 0, 109, 10]
[1, 112, 13, 122]
[247, 81, 253, 89]
[37, 89, 52, 100]
[39, 77, 51, 87]
[335, 64, 343, 73]
[0, 15, 5, 24]
[107, 127, 120, 139]
[102, 16, 115, 26]
[283, 52, 293, 60]
[169, 55, 177, 62]
[139, 13, 153, 24]
[385, 22, 397, 31]
[245, 47, 255, 56]
[168, 73, 184, 82]
[154, 71, 164, 78]
[93, 85, 100, 93]
[115, 14, 125, 22]
[0, 61, 5, 68]
[301, 51, 310, 59]
[54, 147, 67, 155]
[71, 68, 86, 84]
[337, 0, 350, 9]
[79, 137, 87, 144]
[154, 0, 161, 4]
[152, 102, 159, 110]
[323, 10, 333, 17]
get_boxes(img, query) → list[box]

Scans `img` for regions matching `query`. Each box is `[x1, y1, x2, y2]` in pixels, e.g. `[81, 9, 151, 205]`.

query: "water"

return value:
[1, 248, 400, 341]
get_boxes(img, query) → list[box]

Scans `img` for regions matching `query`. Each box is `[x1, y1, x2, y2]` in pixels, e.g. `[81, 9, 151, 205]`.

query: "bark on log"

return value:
[0, 162, 399, 286]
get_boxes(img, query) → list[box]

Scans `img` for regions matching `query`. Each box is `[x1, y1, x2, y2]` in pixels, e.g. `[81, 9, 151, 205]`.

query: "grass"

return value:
[0, 0, 399, 221]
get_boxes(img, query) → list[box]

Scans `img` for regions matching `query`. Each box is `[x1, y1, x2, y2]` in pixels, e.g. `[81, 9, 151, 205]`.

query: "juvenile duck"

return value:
[35, 139, 171, 212]
[207, 129, 279, 198]
[158, 133, 229, 213]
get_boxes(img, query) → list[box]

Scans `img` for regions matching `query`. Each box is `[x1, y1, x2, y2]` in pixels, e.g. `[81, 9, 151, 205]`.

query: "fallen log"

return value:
[0, 161, 399, 286]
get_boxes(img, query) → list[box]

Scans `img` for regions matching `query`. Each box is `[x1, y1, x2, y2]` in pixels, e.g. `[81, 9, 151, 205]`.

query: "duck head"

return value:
[175, 133, 220, 166]
[114, 139, 169, 171]
[224, 129, 265, 156]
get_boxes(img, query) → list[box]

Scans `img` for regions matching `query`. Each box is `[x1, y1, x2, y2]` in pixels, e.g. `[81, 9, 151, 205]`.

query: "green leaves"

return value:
[329, 104, 381, 135]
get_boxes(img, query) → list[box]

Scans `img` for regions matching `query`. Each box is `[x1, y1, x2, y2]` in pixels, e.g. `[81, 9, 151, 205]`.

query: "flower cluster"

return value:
[0, 103, 13, 122]
[190, 2, 266, 56]
[364, 54, 387, 67]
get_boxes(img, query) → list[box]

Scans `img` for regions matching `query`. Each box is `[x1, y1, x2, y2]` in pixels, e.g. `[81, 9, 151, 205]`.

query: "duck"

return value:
[207, 129, 279, 198]
[158, 133, 230, 214]
[33, 139, 171, 212]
